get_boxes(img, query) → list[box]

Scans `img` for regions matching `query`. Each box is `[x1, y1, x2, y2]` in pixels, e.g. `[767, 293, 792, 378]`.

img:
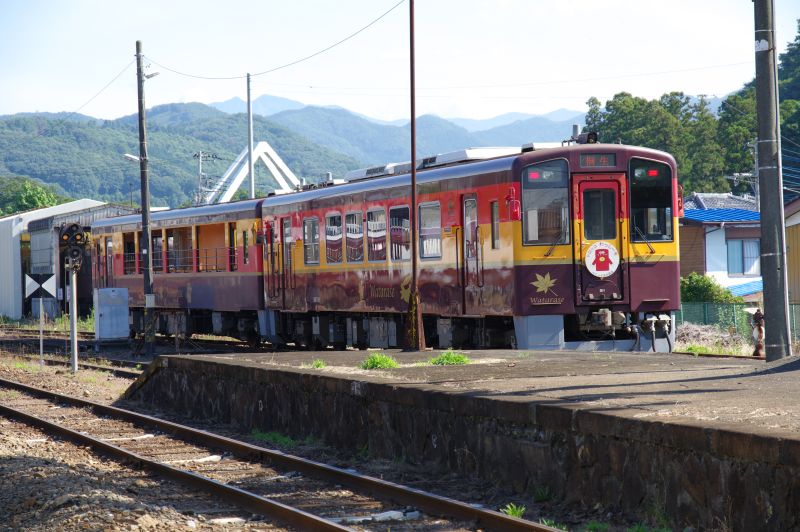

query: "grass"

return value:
[499, 502, 526, 518]
[584, 521, 610, 532]
[429, 349, 470, 366]
[250, 429, 298, 448]
[533, 485, 552, 503]
[540, 518, 568, 530]
[301, 358, 327, 369]
[360, 353, 398, 370]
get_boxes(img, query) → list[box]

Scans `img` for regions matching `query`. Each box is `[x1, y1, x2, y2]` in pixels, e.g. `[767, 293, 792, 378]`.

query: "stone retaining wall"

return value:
[127, 357, 800, 531]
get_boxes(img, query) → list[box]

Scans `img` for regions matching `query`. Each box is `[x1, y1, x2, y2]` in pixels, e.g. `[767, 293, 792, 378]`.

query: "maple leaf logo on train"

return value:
[532, 273, 557, 295]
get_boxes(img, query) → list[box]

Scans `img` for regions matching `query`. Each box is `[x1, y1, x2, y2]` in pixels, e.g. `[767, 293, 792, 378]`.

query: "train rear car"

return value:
[92, 199, 264, 343]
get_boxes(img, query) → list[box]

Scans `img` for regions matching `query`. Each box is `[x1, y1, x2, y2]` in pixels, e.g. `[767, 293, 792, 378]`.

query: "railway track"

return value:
[0, 376, 554, 531]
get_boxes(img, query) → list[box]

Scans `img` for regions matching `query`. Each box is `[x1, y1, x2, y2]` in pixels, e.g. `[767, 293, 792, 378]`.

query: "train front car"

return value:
[512, 142, 681, 351]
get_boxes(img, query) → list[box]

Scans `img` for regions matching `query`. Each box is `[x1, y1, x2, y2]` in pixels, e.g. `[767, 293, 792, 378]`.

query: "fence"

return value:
[675, 302, 800, 342]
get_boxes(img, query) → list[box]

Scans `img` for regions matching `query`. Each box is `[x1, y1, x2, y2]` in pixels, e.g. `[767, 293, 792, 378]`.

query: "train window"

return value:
[389, 206, 411, 261]
[583, 189, 617, 240]
[367, 209, 387, 262]
[123, 233, 136, 275]
[490, 201, 500, 249]
[326, 213, 343, 264]
[243, 230, 249, 264]
[345, 212, 364, 262]
[303, 218, 320, 264]
[419, 203, 442, 259]
[629, 159, 673, 242]
[152, 234, 164, 272]
[521, 159, 570, 246]
[228, 224, 237, 271]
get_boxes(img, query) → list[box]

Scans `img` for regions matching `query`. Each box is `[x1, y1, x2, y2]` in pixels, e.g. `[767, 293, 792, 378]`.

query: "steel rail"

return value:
[7, 354, 142, 378]
[0, 398, 348, 531]
[0, 376, 554, 531]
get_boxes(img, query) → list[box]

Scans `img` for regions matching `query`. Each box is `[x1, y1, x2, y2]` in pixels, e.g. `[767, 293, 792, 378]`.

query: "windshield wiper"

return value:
[544, 227, 564, 257]
[635, 225, 655, 254]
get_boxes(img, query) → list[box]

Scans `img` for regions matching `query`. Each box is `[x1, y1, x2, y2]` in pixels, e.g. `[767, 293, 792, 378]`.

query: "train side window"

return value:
[389, 206, 410, 261]
[521, 159, 570, 246]
[629, 159, 673, 242]
[367, 209, 387, 261]
[345, 212, 364, 262]
[303, 217, 320, 264]
[243, 230, 249, 264]
[490, 201, 500, 249]
[326, 213, 343, 264]
[419, 202, 441, 259]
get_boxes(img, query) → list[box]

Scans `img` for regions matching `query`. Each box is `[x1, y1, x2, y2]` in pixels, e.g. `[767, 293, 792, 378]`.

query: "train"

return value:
[91, 135, 681, 351]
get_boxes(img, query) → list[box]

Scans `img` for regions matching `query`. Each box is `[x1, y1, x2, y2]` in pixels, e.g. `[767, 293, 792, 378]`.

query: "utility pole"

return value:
[404, 0, 425, 351]
[753, 0, 791, 360]
[193, 151, 218, 204]
[136, 40, 155, 358]
[247, 73, 255, 199]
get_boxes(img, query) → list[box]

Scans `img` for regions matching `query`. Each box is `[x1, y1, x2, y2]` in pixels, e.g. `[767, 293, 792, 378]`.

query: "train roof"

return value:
[91, 197, 263, 233]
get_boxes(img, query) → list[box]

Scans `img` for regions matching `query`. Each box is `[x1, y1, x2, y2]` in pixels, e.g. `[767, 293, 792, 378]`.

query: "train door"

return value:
[264, 221, 280, 307]
[575, 175, 627, 303]
[280, 217, 293, 309]
[460, 193, 481, 315]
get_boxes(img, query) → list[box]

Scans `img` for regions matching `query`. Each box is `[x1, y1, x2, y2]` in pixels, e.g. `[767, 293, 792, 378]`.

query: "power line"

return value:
[145, 0, 404, 81]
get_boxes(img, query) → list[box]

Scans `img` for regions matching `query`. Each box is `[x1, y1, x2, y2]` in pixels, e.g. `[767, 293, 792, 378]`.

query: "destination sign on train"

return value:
[580, 153, 617, 167]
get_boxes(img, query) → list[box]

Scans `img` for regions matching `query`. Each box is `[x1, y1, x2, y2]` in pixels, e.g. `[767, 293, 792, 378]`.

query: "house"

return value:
[783, 196, 800, 303]
[679, 193, 762, 302]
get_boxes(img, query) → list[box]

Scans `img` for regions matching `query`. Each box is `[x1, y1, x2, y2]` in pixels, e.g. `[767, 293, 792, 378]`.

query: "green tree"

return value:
[0, 176, 64, 215]
[680, 272, 744, 303]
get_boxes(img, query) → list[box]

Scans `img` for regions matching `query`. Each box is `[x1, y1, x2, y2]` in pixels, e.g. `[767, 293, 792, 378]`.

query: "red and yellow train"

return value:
[92, 136, 681, 351]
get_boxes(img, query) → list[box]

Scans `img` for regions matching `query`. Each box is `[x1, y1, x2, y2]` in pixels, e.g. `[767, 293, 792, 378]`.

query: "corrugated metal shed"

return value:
[728, 280, 763, 297]
[683, 208, 760, 223]
[0, 199, 104, 319]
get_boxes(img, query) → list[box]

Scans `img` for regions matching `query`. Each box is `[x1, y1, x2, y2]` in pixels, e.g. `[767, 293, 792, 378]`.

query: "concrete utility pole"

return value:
[136, 40, 156, 358]
[404, 0, 425, 350]
[247, 73, 255, 199]
[753, 0, 791, 360]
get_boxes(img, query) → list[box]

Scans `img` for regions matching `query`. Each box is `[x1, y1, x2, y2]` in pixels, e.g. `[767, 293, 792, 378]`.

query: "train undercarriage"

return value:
[129, 306, 675, 352]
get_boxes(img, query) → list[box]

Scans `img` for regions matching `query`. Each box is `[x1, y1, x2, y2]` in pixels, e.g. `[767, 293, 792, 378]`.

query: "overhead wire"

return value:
[144, 0, 405, 81]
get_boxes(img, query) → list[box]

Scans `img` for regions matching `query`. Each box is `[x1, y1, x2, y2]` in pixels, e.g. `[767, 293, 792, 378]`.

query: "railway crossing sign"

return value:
[25, 273, 56, 299]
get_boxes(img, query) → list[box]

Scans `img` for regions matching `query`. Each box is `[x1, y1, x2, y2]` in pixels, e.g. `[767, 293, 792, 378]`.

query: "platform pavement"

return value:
[174, 348, 800, 439]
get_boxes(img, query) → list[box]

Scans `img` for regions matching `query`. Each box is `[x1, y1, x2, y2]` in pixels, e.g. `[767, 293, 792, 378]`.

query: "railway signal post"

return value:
[60, 223, 87, 373]
[25, 273, 56, 366]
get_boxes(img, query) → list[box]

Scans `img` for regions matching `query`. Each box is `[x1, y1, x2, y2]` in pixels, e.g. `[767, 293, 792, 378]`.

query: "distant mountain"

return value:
[211, 94, 306, 116]
[9, 111, 100, 123]
[270, 105, 582, 166]
[0, 104, 360, 207]
[473, 114, 586, 145]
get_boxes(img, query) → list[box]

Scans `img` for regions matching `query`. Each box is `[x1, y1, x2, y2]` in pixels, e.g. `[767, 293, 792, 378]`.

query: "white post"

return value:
[39, 297, 44, 366]
[70, 268, 78, 374]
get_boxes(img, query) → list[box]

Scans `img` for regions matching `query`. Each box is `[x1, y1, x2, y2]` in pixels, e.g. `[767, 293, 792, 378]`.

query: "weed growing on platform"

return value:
[251, 429, 297, 448]
[429, 350, 470, 366]
[500, 502, 526, 518]
[540, 518, 568, 530]
[625, 525, 670, 532]
[360, 353, 398, 370]
[533, 485, 552, 502]
[584, 521, 610, 531]
[302, 359, 327, 369]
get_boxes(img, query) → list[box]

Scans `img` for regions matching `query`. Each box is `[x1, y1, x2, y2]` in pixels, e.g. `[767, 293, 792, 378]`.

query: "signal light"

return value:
[59, 223, 89, 269]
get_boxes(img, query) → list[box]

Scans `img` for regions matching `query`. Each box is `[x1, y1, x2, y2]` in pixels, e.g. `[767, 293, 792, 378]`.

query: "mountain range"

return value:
[0, 96, 591, 206]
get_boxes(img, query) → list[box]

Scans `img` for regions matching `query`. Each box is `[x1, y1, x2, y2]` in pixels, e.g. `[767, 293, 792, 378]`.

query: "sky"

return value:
[1, 0, 799, 122]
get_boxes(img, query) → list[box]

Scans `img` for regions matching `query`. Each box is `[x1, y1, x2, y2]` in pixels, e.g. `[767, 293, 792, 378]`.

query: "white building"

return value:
[0, 200, 135, 319]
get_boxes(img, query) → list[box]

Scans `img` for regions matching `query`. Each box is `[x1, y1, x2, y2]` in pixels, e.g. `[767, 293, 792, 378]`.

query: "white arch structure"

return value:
[202, 141, 301, 204]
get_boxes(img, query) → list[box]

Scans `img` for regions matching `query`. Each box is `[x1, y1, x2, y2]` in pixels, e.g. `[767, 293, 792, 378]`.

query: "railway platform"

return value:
[125, 348, 800, 531]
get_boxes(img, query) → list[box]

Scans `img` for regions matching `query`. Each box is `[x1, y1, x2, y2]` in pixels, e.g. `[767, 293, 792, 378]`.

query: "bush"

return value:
[429, 350, 470, 366]
[680, 272, 744, 303]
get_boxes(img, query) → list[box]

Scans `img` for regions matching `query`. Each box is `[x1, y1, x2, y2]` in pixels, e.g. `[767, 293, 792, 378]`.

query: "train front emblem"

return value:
[585, 242, 620, 278]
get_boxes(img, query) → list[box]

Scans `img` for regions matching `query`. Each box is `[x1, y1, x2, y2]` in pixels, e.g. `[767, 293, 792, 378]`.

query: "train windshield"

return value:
[521, 159, 570, 246]
[629, 159, 673, 242]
